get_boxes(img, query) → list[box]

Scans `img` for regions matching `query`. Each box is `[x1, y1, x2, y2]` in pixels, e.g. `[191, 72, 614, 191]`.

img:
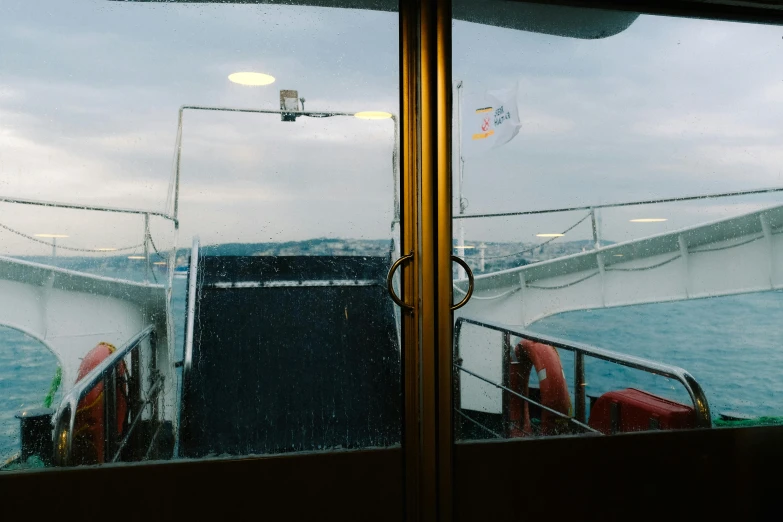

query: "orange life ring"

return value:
[72, 342, 128, 465]
[508, 340, 572, 437]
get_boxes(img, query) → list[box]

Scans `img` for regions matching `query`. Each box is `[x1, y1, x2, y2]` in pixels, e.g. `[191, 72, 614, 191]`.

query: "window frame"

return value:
[3, 1, 783, 521]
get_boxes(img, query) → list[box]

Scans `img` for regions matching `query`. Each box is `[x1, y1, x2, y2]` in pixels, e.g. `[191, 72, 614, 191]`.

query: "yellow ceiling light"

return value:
[34, 233, 69, 238]
[127, 255, 146, 260]
[228, 72, 275, 86]
[630, 218, 667, 223]
[536, 233, 564, 238]
[354, 111, 393, 120]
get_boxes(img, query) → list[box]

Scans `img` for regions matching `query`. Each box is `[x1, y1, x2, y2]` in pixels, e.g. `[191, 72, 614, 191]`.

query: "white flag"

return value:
[461, 85, 521, 158]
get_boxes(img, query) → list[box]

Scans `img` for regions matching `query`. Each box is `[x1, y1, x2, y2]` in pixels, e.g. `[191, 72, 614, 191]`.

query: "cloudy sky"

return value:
[1, 1, 782, 255]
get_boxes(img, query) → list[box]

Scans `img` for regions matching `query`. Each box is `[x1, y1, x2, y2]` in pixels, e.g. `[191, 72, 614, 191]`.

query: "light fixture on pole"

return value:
[171, 100, 399, 232]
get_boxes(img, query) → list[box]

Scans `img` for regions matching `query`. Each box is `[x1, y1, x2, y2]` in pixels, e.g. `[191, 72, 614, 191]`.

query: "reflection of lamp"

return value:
[34, 233, 69, 260]
[128, 255, 146, 260]
[228, 72, 275, 86]
[354, 111, 393, 120]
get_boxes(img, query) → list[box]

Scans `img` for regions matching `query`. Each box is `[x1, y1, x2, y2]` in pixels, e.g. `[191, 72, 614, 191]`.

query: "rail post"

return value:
[502, 332, 511, 437]
[453, 320, 464, 437]
[143, 213, 151, 282]
[104, 368, 118, 462]
[575, 352, 586, 424]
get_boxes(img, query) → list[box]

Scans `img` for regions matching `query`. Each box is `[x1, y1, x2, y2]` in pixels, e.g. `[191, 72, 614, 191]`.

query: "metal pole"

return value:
[453, 321, 464, 438]
[149, 331, 159, 423]
[0, 194, 175, 222]
[130, 346, 142, 459]
[174, 105, 398, 228]
[392, 114, 400, 224]
[454, 185, 783, 221]
[502, 332, 511, 437]
[173, 107, 184, 224]
[575, 352, 586, 424]
[455, 81, 466, 279]
[143, 213, 151, 283]
[590, 207, 600, 249]
[104, 369, 118, 462]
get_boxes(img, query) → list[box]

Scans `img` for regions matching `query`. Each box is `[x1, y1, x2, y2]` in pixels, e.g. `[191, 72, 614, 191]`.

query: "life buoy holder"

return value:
[508, 339, 572, 437]
[72, 342, 129, 465]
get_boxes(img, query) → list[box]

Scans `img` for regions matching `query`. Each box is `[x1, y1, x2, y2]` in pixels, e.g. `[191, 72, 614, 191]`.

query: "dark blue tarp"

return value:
[179, 255, 401, 457]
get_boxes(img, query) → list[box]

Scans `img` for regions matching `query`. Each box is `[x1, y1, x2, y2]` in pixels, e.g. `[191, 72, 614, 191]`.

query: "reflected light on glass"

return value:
[153, 261, 167, 266]
[127, 255, 146, 260]
[34, 233, 69, 238]
[630, 218, 667, 223]
[536, 233, 564, 238]
[354, 111, 393, 120]
[453, 245, 475, 249]
[56, 428, 68, 458]
[228, 72, 276, 86]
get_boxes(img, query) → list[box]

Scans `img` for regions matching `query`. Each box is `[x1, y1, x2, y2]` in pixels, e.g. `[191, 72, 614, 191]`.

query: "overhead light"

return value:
[127, 255, 146, 260]
[453, 245, 475, 249]
[153, 261, 167, 266]
[96, 248, 117, 252]
[228, 72, 275, 86]
[354, 111, 393, 120]
[613, 254, 624, 257]
[536, 233, 564, 238]
[34, 233, 69, 238]
[630, 218, 667, 223]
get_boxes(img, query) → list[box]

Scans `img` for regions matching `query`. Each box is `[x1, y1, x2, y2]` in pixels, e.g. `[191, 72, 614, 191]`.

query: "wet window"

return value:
[1, 0, 400, 470]
[452, 4, 783, 441]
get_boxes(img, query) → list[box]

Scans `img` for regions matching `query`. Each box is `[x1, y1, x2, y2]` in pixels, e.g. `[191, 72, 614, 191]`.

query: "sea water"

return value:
[1, 287, 781, 460]
[528, 290, 783, 419]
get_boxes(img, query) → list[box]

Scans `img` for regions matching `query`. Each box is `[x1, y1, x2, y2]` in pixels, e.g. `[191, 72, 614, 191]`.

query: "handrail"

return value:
[183, 237, 200, 377]
[52, 325, 156, 466]
[454, 362, 600, 434]
[173, 105, 399, 225]
[110, 374, 163, 463]
[453, 185, 783, 220]
[174, 237, 200, 458]
[454, 316, 711, 435]
[0, 195, 176, 223]
[0, 201, 172, 282]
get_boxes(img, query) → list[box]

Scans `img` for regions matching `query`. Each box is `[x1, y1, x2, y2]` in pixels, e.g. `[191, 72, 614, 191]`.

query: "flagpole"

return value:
[455, 80, 466, 280]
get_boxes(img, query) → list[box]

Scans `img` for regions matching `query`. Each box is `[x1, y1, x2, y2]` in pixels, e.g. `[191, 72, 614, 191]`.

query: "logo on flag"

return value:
[462, 85, 521, 158]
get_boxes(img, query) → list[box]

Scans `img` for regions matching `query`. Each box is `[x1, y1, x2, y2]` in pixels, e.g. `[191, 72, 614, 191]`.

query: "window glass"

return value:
[452, 4, 783, 441]
[1, 0, 400, 471]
